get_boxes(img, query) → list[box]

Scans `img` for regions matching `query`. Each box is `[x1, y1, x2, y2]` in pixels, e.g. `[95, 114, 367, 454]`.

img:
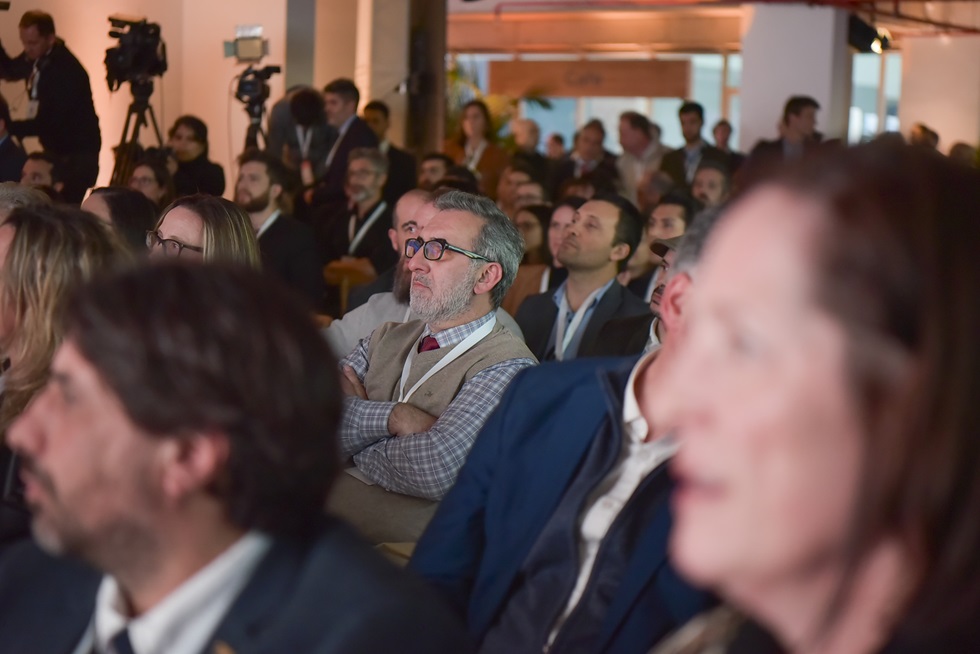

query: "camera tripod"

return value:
[110, 79, 164, 186]
[243, 98, 267, 152]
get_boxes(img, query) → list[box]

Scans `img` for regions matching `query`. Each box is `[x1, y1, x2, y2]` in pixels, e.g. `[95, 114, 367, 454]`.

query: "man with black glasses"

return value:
[336, 191, 535, 511]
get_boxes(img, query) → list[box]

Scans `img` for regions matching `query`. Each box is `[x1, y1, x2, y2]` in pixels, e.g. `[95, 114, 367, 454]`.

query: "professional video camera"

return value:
[235, 64, 280, 107]
[104, 15, 168, 92]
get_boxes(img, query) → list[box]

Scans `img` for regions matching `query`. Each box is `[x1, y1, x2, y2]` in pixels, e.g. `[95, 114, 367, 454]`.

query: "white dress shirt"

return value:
[73, 532, 272, 654]
[548, 349, 678, 644]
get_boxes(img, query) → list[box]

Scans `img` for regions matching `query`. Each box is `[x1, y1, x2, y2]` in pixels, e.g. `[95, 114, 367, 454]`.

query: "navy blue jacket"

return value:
[409, 357, 713, 654]
[0, 517, 471, 653]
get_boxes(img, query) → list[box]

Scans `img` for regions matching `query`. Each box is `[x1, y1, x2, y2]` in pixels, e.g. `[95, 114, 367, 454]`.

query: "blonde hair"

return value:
[0, 206, 129, 432]
[157, 194, 260, 268]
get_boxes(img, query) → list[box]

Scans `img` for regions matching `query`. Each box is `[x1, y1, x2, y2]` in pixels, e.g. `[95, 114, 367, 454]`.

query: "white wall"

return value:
[738, 4, 852, 150]
[1, 0, 287, 192]
[900, 35, 980, 149]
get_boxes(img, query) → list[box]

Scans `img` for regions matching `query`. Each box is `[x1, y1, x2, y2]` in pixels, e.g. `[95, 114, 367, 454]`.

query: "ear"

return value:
[53, 181, 64, 193]
[472, 262, 503, 298]
[609, 241, 631, 266]
[659, 273, 693, 334]
[157, 431, 230, 504]
[270, 182, 283, 203]
[388, 227, 399, 253]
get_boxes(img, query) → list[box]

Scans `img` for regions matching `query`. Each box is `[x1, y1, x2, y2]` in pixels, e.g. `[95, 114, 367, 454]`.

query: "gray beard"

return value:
[409, 266, 478, 324]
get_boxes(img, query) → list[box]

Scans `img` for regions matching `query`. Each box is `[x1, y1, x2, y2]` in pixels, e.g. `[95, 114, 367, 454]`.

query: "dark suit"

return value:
[583, 313, 655, 357]
[659, 143, 730, 190]
[259, 214, 325, 309]
[383, 143, 417, 204]
[0, 517, 471, 653]
[515, 282, 650, 361]
[409, 358, 713, 653]
[0, 135, 26, 183]
[322, 200, 396, 275]
[310, 117, 379, 213]
[550, 152, 619, 198]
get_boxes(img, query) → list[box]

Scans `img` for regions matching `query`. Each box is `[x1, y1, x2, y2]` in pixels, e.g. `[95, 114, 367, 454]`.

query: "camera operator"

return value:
[0, 11, 101, 205]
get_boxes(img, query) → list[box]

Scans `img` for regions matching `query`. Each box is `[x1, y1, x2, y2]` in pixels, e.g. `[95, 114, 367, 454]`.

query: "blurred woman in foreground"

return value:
[651, 144, 980, 653]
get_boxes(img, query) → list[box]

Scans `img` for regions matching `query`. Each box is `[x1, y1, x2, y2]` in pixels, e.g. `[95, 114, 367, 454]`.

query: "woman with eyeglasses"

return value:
[128, 158, 175, 210]
[147, 194, 260, 268]
[0, 205, 128, 544]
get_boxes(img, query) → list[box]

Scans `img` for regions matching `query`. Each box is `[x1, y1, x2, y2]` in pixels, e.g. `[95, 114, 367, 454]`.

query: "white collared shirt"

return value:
[255, 209, 282, 239]
[74, 532, 272, 654]
[548, 349, 678, 643]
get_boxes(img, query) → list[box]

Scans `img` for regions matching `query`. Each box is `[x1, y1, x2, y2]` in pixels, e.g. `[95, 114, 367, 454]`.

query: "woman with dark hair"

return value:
[443, 99, 508, 200]
[649, 143, 980, 653]
[128, 157, 176, 209]
[514, 204, 552, 266]
[82, 186, 159, 254]
[167, 115, 225, 197]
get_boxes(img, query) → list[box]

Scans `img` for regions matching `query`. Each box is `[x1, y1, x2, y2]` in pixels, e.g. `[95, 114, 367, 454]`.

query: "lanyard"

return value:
[538, 267, 551, 293]
[464, 140, 487, 173]
[398, 317, 496, 403]
[554, 286, 604, 361]
[347, 201, 387, 255]
[295, 125, 313, 160]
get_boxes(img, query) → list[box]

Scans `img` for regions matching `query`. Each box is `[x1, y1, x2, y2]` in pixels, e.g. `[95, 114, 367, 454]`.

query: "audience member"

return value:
[20, 151, 63, 195]
[128, 158, 175, 209]
[0, 205, 125, 545]
[948, 141, 977, 167]
[514, 178, 548, 210]
[235, 149, 324, 308]
[691, 160, 732, 209]
[419, 152, 454, 191]
[82, 186, 159, 254]
[501, 197, 582, 316]
[649, 143, 980, 654]
[0, 11, 100, 204]
[510, 118, 551, 186]
[909, 121, 939, 149]
[617, 111, 670, 206]
[410, 220, 714, 653]
[266, 85, 334, 187]
[338, 190, 534, 501]
[514, 204, 552, 267]
[444, 100, 509, 200]
[309, 78, 379, 213]
[363, 100, 418, 203]
[439, 165, 481, 195]
[321, 147, 396, 282]
[660, 101, 729, 190]
[621, 192, 694, 302]
[0, 181, 48, 220]
[0, 263, 471, 652]
[551, 119, 619, 197]
[0, 94, 26, 183]
[743, 95, 821, 180]
[168, 115, 225, 197]
[149, 194, 260, 266]
[636, 170, 676, 220]
[711, 118, 745, 171]
[546, 132, 567, 160]
[495, 163, 534, 219]
[515, 194, 648, 360]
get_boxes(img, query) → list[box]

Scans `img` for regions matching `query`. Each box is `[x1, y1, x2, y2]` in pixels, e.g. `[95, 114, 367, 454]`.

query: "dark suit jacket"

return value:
[515, 282, 650, 361]
[409, 358, 713, 653]
[322, 200, 397, 274]
[0, 136, 26, 183]
[383, 144, 417, 204]
[584, 313, 655, 357]
[259, 214, 325, 309]
[659, 143, 730, 190]
[0, 517, 471, 653]
[550, 152, 619, 198]
[311, 117, 379, 211]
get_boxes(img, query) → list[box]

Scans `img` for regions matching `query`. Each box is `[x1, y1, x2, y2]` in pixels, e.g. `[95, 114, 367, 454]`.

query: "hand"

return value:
[387, 403, 438, 437]
[340, 365, 367, 399]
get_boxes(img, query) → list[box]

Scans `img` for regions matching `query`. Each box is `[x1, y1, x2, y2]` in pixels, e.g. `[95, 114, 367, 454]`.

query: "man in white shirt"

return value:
[0, 264, 469, 653]
[616, 111, 670, 206]
[410, 206, 720, 652]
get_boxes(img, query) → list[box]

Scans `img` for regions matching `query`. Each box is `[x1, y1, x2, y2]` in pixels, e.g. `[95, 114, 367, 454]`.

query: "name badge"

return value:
[26, 100, 39, 120]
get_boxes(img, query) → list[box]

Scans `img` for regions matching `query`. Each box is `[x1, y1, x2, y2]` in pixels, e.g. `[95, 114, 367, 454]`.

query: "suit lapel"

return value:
[580, 284, 623, 353]
[527, 295, 558, 359]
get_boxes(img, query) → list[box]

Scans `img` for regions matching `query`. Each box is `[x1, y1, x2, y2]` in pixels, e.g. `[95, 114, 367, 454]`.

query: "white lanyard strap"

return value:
[554, 286, 604, 361]
[464, 140, 487, 173]
[348, 201, 387, 255]
[295, 125, 313, 159]
[538, 267, 551, 294]
[398, 317, 496, 403]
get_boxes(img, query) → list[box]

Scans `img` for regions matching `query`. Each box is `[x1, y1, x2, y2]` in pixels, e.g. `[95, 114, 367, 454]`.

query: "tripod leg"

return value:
[147, 104, 164, 146]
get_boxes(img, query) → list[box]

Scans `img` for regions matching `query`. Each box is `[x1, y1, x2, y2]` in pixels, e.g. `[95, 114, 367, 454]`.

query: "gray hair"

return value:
[0, 182, 50, 217]
[348, 147, 389, 176]
[669, 206, 725, 281]
[433, 190, 524, 309]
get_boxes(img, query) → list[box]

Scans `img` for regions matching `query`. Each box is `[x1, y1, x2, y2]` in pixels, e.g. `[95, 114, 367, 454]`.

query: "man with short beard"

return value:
[336, 190, 536, 506]
[236, 149, 324, 308]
